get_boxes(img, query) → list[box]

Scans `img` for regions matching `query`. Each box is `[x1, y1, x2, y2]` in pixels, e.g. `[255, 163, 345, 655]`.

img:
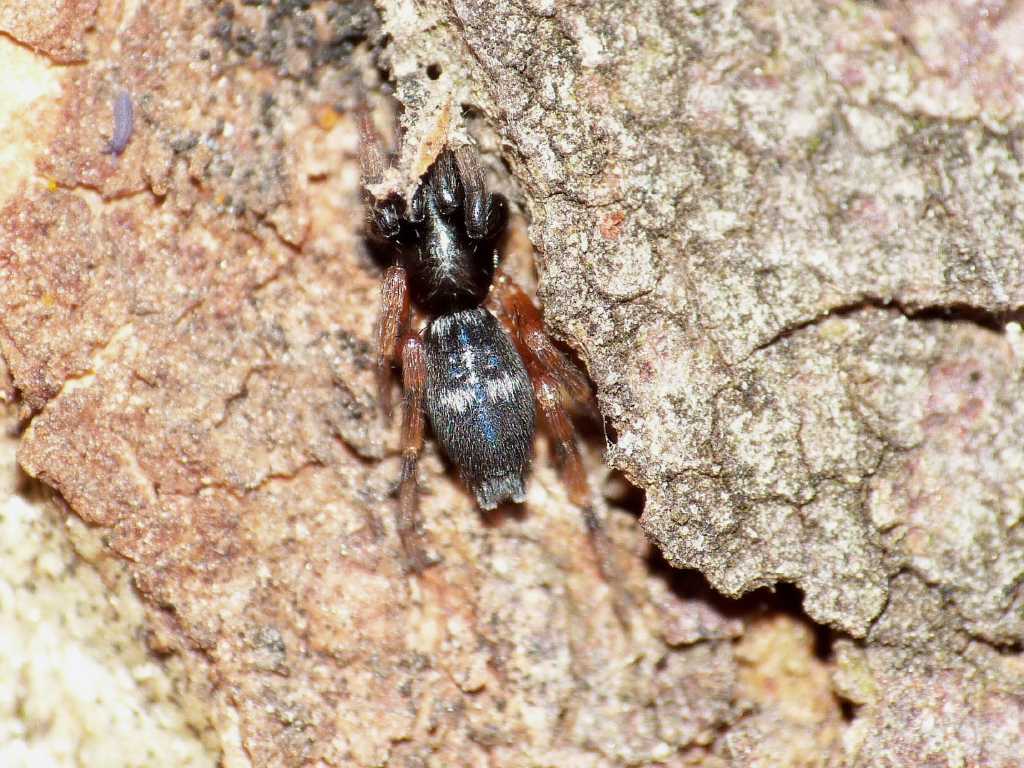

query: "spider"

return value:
[361, 122, 618, 588]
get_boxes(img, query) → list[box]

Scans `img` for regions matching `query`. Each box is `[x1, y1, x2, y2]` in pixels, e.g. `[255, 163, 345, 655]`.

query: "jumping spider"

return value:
[361, 123, 618, 589]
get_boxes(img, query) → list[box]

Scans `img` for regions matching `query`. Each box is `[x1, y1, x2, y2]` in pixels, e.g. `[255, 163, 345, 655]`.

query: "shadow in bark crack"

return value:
[647, 543, 841, 663]
[602, 467, 645, 516]
[751, 297, 1021, 360]
[908, 302, 1022, 332]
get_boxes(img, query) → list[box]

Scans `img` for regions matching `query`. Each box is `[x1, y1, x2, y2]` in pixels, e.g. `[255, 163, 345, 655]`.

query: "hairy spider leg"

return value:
[488, 272, 630, 624]
[532, 376, 620, 576]
[429, 150, 462, 214]
[358, 107, 406, 240]
[376, 265, 410, 416]
[489, 270, 595, 416]
[455, 147, 508, 240]
[357, 105, 386, 186]
[397, 330, 433, 572]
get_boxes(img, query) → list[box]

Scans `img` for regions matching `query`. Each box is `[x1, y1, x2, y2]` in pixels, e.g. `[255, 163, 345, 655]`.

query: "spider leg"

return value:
[396, 329, 433, 572]
[534, 374, 628, 623]
[358, 106, 405, 240]
[489, 272, 629, 625]
[376, 265, 410, 417]
[429, 149, 462, 214]
[455, 147, 508, 240]
[357, 105, 386, 186]
[488, 270, 595, 416]
[536, 378, 614, 561]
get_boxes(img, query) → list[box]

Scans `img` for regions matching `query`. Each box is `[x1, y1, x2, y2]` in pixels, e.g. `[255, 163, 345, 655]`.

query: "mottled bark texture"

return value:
[0, 0, 1022, 765]
[376, 0, 1024, 763]
[0, 0, 100, 63]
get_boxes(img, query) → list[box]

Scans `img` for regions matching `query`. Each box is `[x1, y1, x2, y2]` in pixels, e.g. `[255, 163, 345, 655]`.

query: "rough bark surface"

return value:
[374, 0, 1024, 762]
[0, 0, 1022, 766]
[0, 0, 99, 63]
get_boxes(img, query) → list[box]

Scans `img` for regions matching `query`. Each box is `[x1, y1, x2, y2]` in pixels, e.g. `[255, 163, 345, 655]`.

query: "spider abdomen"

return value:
[423, 308, 536, 510]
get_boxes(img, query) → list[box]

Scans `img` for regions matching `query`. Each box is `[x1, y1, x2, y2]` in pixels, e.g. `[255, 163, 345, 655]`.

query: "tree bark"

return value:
[1, 0, 1022, 765]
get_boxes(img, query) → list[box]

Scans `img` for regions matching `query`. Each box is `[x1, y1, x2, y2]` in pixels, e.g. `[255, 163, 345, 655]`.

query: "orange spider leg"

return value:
[488, 272, 630, 625]
[376, 265, 410, 417]
[357, 102, 386, 186]
[396, 328, 434, 572]
[489, 270, 595, 415]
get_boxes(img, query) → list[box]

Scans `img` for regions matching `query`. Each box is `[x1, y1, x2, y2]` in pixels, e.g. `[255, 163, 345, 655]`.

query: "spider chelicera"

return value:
[361, 120, 618, 588]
